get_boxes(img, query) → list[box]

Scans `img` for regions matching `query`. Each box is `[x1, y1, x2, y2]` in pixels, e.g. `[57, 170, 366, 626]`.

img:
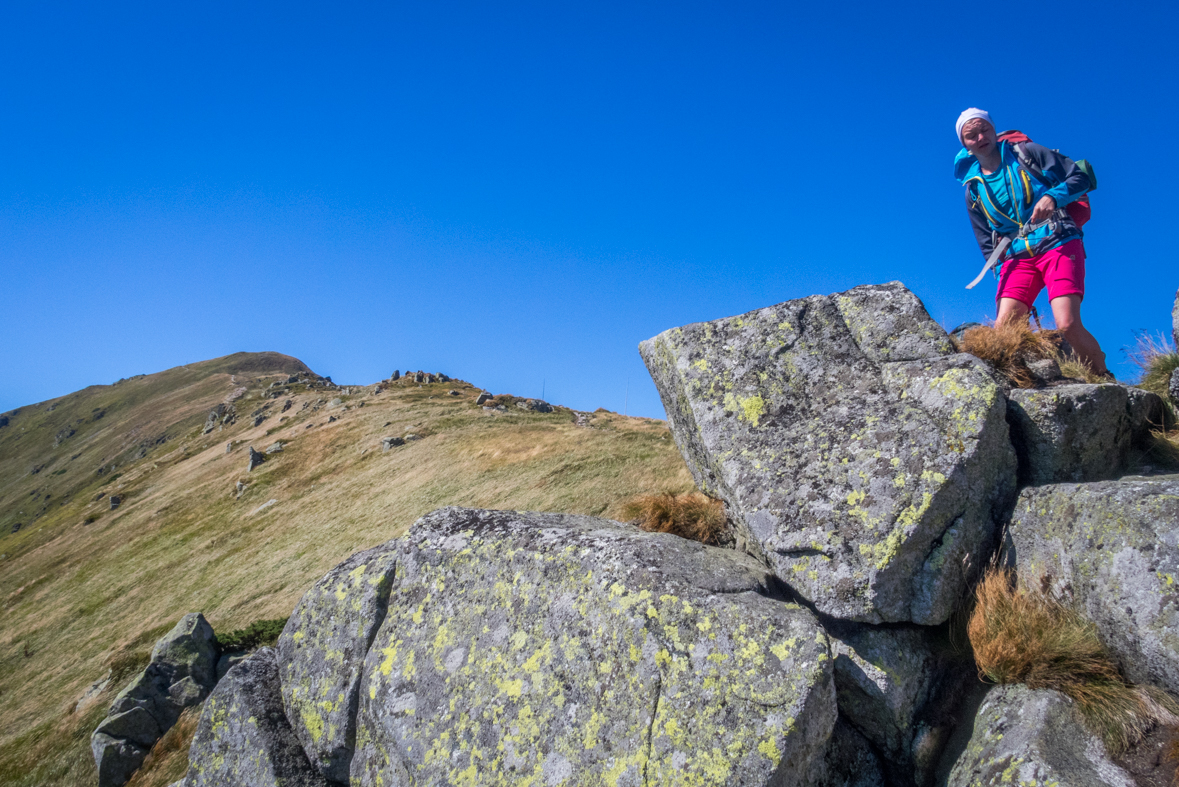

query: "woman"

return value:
[953, 108, 1109, 376]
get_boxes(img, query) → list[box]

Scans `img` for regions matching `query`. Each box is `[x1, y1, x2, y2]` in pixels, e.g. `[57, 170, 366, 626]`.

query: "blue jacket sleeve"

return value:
[1022, 142, 1091, 208]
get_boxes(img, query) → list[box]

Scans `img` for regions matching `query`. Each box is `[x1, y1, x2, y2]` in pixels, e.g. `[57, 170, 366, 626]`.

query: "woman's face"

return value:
[962, 119, 997, 158]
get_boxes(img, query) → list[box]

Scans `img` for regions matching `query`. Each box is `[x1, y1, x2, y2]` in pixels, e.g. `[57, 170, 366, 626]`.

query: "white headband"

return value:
[956, 108, 994, 143]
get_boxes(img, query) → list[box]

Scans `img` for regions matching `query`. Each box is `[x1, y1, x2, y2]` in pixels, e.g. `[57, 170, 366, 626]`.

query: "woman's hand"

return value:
[1030, 195, 1057, 225]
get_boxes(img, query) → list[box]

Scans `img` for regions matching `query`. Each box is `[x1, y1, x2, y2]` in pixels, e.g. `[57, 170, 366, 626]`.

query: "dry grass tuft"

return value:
[124, 706, 200, 787]
[968, 567, 1178, 753]
[954, 324, 1061, 388]
[621, 491, 727, 545]
[1126, 331, 1179, 400]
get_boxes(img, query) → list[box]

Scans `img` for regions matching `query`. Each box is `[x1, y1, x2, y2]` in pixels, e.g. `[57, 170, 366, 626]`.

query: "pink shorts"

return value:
[996, 239, 1085, 308]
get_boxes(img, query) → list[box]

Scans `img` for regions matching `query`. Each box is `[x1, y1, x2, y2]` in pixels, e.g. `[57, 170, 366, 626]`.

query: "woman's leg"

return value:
[1050, 294, 1109, 375]
[995, 298, 1031, 327]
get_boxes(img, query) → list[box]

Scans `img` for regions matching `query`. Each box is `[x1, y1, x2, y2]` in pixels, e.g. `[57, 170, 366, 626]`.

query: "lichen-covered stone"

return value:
[1008, 476, 1179, 695]
[1170, 368, 1179, 404]
[93, 612, 218, 787]
[1006, 384, 1163, 485]
[352, 507, 836, 786]
[276, 543, 398, 782]
[1173, 288, 1178, 350]
[639, 281, 1015, 624]
[830, 624, 942, 776]
[947, 685, 1134, 786]
[186, 647, 328, 787]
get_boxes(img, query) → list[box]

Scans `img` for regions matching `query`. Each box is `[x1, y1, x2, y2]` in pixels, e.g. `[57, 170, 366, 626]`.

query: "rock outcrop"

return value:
[1007, 475, 1179, 695]
[351, 507, 836, 786]
[1007, 384, 1164, 484]
[639, 282, 1016, 624]
[183, 648, 328, 787]
[276, 545, 399, 783]
[92, 614, 218, 787]
[946, 685, 1134, 786]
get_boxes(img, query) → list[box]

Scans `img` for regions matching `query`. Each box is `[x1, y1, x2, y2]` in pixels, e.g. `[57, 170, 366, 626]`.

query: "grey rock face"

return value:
[185, 648, 328, 787]
[216, 652, 249, 682]
[1027, 357, 1062, 384]
[817, 720, 886, 787]
[475, 392, 492, 405]
[328, 397, 344, 408]
[639, 281, 1016, 624]
[92, 613, 218, 787]
[1171, 368, 1179, 404]
[109, 496, 121, 510]
[391, 370, 400, 380]
[253, 415, 267, 427]
[276, 544, 399, 783]
[351, 507, 836, 786]
[247, 447, 265, 472]
[947, 685, 1134, 787]
[829, 624, 944, 779]
[1007, 384, 1163, 485]
[1173, 288, 1178, 349]
[381, 437, 404, 451]
[264, 441, 284, 455]
[1008, 476, 1179, 695]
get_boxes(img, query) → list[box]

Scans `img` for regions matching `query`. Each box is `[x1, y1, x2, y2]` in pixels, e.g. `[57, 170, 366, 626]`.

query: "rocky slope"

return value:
[0, 355, 692, 787]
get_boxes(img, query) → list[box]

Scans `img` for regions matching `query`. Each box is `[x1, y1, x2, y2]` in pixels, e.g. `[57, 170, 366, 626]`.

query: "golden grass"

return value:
[954, 324, 1060, 388]
[620, 491, 727, 545]
[968, 567, 1178, 753]
[1126, 331, 1179, 400]
[0, 368, 693, 786]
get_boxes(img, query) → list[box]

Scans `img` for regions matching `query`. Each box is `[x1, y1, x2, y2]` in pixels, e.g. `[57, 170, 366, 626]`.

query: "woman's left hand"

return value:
[1030, 195, 1057, 225]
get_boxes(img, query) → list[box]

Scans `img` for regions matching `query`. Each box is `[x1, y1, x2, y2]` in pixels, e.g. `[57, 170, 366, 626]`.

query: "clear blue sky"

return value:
[2, 1, 1176, 419]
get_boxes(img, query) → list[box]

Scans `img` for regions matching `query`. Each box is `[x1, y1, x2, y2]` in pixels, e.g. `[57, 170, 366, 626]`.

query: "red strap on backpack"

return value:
[997, 130, 1091, 227]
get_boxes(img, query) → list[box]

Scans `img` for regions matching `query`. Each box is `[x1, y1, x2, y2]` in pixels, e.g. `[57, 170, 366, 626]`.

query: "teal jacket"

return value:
[954, 140, 1091, 260]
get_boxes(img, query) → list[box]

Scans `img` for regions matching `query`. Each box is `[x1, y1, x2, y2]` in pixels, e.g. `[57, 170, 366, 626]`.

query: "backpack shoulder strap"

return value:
[1011, 142, 1052, 186]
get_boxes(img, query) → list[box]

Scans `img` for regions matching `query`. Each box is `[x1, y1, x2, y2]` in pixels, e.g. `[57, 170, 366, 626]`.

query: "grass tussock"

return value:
[1126, 331, 1179, 401]
[968, 567, 1178, 753]
[124, 706, 199, 787]
[215, 617, 288, 652]
[954, 323, 1109, 386]
[621, 491, 727, 545]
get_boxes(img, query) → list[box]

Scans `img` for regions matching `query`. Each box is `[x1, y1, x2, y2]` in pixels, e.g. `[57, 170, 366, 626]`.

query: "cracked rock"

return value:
[639, 282, 1016, 624]
[350, 507, 836, 786]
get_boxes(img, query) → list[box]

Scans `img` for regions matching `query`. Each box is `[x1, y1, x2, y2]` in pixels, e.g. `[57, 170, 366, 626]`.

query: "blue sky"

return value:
[2, 1, 1175, 419]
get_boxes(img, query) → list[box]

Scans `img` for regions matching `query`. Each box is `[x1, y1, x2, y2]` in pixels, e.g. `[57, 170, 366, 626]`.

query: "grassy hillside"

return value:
[0, 354, 692, 787]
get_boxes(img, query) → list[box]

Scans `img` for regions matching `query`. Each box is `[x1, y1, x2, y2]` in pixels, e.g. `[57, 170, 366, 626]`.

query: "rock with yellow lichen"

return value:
[1006, 384, 1165, 485]
[946, 685, 1134, 787]
[276, 543, 399, 783]
[1008, 476, 1179, 696]
[350, 506, 837, 786]
[184, 647, 329, 787]
[639, 281, 1016, 624]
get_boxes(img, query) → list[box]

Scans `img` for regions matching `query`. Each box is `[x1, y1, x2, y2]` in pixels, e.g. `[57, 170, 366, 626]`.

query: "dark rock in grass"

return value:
[414, 372, 425, 383]
[276, 544, 399, 782]
[475, 392, 493, 405]
[1170, 368, 1179, 404]
[946, 685, 1134, 786]
[640, 282, 1016, 624]
[109, 496, 121, 510]
[247, 447, 265, 471]
[516, 398, 554, 413]
[93, 613, 218, 787]
[350, 507, 835, 786]
[1008, 476, 1179, 696]
[391, 370, 400, 381]
[1007, 384, 1164, 485]
[381, 437, 404, 451]
[11, 522, 21, 533]
[1027, 357, 1062, 384]
[92, 733, 149, 787]
[185, 648, 329, 787]
[54, 427, 75, 446]
[448, 389, 459, 396]
[253, 415, 266, 427]
[0, 415, 8, 427]
[281, 399, 293, 413]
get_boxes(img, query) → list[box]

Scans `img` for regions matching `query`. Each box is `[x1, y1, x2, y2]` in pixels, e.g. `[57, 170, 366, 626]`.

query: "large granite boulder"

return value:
[185, 648, 328, 787]
[946, 685, 1134, 786]
[1007, 384, 1165, 485]
[351, 507, 836, 786]
[639, 282, 1016, 624]
[276, 544, 399, 782]
[1007, 475, 1179, 695]
[817, 719, 885, 787]
[1173, 288, 1178, 349]
[1170, 368, 1179, 404]
[92, 613, 218, 787]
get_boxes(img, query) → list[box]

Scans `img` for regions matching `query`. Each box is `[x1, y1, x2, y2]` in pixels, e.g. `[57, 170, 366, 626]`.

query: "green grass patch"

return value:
[215, 617, 289, 652]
